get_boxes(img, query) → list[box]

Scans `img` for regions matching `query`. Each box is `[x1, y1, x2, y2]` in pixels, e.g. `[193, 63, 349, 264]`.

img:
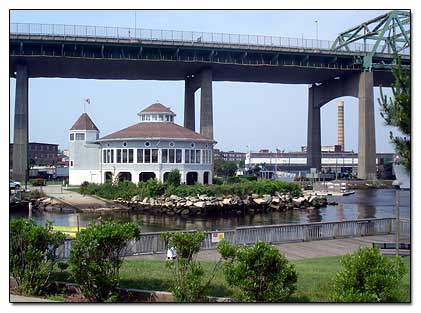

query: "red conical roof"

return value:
[70, 113, 99, 131]
[139, 102, 175, 114]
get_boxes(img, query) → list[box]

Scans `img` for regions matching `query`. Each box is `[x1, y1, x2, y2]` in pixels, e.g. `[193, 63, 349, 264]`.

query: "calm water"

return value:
[11, 189, 410, 233]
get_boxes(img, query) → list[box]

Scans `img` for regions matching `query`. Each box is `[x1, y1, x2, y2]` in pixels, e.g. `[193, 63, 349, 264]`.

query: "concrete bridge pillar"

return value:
[357, 72, 376, 180]
[184, 77, 196, 131]
[307, 85, 321, 171]
[306, 72, 376, 179]
[199, 68, 213, 140]
[183, 68, 214, 139]
[13, 63, 29, 183]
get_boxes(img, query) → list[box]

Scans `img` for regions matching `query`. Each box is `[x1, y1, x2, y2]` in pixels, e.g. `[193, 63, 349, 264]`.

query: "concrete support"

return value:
[184, 68, 214, 139]
[337, 101, 344, 151]
[184, 77, 196, 131]
[307, 85, 321, 171]
[357, 72, 376, 180]
[306, 72, 376, 179]
[13, 63, 29, 183]
[199, 68, 213, 140]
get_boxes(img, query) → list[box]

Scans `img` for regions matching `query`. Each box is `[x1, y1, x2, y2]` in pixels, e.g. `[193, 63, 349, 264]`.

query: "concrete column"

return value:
[307, 85, 321, 171]
[199, 68, 213, 140]
[184, 78, 196, 131]
[13, 63, 29, 183]
[358, 71, 376, 180]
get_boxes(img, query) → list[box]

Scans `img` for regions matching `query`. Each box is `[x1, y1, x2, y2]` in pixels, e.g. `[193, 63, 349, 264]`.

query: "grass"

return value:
[51, 255, 411, 302]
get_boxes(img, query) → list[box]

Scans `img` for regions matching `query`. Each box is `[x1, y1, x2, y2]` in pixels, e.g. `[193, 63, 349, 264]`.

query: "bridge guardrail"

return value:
[10, 23, 410, 55]
[55, 217, 407, 259]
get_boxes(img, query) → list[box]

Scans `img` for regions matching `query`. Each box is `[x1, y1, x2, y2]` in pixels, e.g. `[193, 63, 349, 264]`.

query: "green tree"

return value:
[68, 220, 141, 302]
[10, 219, 65, 296]
[214, 159, 238, 178]
[331, 247, 407, 302]
[378, 57, 410, 172]
[166, 169, 181, 186]
[218, 240, 297, 302]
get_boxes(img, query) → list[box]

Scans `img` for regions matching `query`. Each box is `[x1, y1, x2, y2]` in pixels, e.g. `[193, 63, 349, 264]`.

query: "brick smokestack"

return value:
[337, 101, 344, 151]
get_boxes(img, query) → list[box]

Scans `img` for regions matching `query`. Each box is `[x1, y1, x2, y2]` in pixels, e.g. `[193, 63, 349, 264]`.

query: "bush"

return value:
[218, 240, 298, 302]
[79, 181, 90, 194]
[331, 247, 407, 302]
[10, 219, 65, 296]
[212, 177, 224, 185]
[68, 220, 141, 302]
[29, 178, 46, 186]
[162, 231, 220, 302]
[166, 169, 181, 186]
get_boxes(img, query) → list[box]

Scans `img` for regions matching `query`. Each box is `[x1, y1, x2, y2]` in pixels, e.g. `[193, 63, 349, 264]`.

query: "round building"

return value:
[69, 102, 215, 185]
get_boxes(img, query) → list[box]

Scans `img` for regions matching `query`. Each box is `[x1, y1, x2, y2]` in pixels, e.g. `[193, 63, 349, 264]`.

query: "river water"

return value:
[11, 189, 410, 233]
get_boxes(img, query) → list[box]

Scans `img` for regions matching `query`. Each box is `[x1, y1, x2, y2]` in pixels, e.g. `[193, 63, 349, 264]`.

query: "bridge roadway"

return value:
[10, 23, 411, 183]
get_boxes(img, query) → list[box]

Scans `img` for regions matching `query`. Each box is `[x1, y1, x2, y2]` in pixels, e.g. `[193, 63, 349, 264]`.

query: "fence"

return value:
[56, 217, 409, 259]
[10, 23, 410, 55]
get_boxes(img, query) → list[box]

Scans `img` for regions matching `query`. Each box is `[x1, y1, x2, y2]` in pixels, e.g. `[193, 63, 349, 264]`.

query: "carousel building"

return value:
[68, 102, 215, 185]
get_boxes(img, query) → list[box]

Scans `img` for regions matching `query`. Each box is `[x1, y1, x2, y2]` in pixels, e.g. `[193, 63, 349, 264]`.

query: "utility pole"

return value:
[315, 20, 319, 47]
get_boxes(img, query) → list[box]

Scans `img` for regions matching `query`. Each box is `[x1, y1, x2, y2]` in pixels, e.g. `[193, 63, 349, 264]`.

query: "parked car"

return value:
[9, 179, 21, 189]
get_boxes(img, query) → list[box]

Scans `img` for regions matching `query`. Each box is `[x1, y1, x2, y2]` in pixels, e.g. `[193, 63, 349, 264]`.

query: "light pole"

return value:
[315, 20, 319, 48]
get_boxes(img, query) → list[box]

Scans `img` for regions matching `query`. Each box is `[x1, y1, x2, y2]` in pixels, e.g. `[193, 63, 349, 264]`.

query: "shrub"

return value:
[10, 219, 65, 296]
[331, 247, 407, 302]
[22, 189, 47, 200]
[226, 176, 241, 184]
[29, 178, 46, 186]
[218, 240, 298, 302]
[68, 220, 141, 302]
[161, 231, 220, 302]
[212, 177, 224, 185]
[166, 169, 181, 186]
[79, 181, 89, 194]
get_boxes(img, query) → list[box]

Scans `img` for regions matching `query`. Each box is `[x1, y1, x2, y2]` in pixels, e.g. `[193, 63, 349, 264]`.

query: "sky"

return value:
[9, 9, 401, 153]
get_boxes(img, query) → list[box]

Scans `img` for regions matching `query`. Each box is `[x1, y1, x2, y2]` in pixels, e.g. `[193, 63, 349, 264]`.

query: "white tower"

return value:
[68, 113, 101, 185]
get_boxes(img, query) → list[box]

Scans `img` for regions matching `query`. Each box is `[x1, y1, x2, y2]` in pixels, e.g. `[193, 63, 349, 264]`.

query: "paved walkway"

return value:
[127, 234, 410, 262]
[10, 295, 57, 303]
[34, 185, 120, 210]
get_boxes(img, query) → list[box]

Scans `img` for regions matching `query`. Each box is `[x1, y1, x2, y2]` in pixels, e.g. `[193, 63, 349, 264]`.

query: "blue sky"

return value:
[9, 9, 400, 153]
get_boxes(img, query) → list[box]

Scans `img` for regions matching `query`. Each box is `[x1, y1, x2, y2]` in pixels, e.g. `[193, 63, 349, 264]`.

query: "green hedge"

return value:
[80, 179, 302, 200]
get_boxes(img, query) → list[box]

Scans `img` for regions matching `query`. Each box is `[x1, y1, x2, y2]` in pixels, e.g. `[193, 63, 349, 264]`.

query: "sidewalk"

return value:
[10, 294, 57, 303]
[35, 185, 119, 210]
[127, 234, 410, 262]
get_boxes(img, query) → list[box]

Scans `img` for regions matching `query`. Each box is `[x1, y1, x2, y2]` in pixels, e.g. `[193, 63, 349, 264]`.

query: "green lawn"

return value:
[52, 255, 410, 302]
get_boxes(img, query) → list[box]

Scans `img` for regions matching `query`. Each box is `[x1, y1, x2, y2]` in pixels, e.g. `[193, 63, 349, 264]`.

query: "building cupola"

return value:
[137, 102, 176, 123]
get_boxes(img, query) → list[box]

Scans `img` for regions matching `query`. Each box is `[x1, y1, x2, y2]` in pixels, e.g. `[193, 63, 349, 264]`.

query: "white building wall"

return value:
[69, 170, 102, 185]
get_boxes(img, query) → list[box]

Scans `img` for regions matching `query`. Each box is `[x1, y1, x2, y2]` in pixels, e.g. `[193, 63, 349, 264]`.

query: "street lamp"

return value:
[315, 20, 319, 47]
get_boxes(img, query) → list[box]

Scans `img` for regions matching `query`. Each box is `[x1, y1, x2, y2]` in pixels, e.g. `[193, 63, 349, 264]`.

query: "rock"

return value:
[131, 195, 142, 201]
[272, 196, 280, 204]
[186, 201, 193, 206]
[253, 198, 267, 205]
[198, 195, 207, 201]
[194, 201, 206, 208]
[181, 209, 190, 215]
[222, 198, 231, 205]
[262, 194, 272, 202]
[169, 195, 180, 201]
[251, 194, 259, 199]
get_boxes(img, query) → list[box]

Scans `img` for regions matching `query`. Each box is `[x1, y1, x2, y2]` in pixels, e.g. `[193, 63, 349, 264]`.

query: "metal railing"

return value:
[10, 23, 409, 55]
[56, 217, 408, 259]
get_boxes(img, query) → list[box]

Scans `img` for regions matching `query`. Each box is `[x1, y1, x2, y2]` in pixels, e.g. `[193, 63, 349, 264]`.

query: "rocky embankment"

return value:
[114, 193, 330, 216]
[31, 197, 77, 213]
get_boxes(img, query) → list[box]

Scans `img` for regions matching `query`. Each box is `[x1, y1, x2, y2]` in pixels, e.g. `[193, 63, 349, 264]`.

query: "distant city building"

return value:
[214, 149, 246, 163]
[69, 102, 216, 185]
[301, 145, 343, 153]
[245, 150, 394, 179]
[10, 142, 59, 168]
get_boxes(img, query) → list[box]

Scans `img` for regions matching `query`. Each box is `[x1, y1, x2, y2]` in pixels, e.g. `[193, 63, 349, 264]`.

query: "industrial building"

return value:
[9, 142, 58, 168]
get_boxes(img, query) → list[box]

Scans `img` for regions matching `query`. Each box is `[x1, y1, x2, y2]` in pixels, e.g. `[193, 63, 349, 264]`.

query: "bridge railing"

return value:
[10, 23, 409, 55]
[56, 217, 407, 259]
